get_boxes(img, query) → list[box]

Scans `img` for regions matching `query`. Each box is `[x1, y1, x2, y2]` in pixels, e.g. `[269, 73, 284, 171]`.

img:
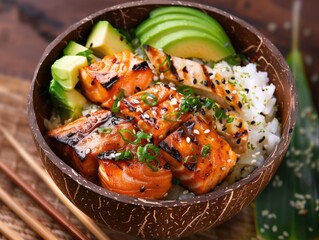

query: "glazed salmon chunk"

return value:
[159, 115, 237, 195]
[135, 91, 191, 145]
[80, 50, 153, 109]
[119, 84, 175, 119]
[99, 149, 172, 199]
[47, 110, 113, 165]
[71, 114, 136, 181]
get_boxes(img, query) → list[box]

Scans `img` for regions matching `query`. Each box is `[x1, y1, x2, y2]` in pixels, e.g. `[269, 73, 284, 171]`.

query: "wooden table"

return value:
[0, 1, 318, 239]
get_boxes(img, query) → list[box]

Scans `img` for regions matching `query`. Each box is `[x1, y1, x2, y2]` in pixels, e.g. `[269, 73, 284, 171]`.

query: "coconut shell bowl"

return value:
[28, 1, 297, 239]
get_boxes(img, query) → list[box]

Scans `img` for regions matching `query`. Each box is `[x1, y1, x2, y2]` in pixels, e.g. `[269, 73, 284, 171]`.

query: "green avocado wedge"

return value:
[135, 13, 227, 42]
[139, 19, 231, 47]
[151, 30, 234, 62]
[149, 6, 219, 25]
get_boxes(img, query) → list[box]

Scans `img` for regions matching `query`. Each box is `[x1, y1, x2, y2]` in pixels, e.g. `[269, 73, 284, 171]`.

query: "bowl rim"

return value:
[27, 0, 297, 207]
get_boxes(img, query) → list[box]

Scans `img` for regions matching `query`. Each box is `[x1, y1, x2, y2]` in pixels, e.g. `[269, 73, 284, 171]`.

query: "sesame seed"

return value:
[227, 159, 232, 163]
[193, 129, 200, 135]
[143, 113, 150, 119]
[160, 73, 164, 80]
[221, 166, 226, 171]
[186, 137, 191, 143]
[204, 129, 210, 134]
[85, 149, 91, 154]
[272, 225, 278, 232]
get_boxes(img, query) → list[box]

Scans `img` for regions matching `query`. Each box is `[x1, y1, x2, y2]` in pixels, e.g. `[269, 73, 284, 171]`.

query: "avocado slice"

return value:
[63, 41, 99, 64]
[49, 79, 87, 120]
[85, 21, 132, 58]
[51, 55, 88, 90]
[151, 30, 235, 62]
[64, 41, 88, 55]
[139, 19, 231, 46]
[136, 13, 223, 38]
[149, 6, 223, 29]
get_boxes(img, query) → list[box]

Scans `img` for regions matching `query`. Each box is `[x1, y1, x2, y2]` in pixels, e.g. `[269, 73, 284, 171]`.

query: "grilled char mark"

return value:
[49, 110, 113, 147]
[159, 141, 182, 162]
[102, 76, 120, 90]
[169, 58, 179, 80]
[75, 115, 128, 161]
[121, 98, 136, 112]
[132, 61, 149, 71]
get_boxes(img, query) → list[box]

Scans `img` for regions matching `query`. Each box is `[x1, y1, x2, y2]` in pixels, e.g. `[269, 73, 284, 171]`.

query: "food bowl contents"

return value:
[45, 6, 281, 200]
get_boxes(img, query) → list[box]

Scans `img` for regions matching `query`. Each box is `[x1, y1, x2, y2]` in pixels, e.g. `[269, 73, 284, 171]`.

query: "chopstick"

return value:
[0, 160, 89, 240]
[0, 126, 111, 240]
[0, 185, 59, 240]
[0, 219, 23, 240]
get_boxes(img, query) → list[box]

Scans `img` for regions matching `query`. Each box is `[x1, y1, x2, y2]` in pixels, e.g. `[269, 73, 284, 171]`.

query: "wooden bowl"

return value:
[27, 1, 297, 239]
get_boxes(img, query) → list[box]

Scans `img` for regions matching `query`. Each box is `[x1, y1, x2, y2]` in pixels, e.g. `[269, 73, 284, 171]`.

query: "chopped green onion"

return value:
[115, 151, 133, 161]
[163, 112, 181, 122]
[226, 116, 235, 123]
[111, 89, 125, 113]
[141, 93, 158, 106]
[201, 144, 211, 158]
[184, 155, 197, 164]
[76, 49, 93, 64]
[179, 95, 203, 114]
[118, 129, 136, 144]
[204, 98, 216, 109]
[177, 86, 194, 96]
[119, 129, 152, 145]
[135, 131, 152, 142]
[97, 126, 112, 134]
[158, 54, 171, 73]
[137, 144, 160, 172]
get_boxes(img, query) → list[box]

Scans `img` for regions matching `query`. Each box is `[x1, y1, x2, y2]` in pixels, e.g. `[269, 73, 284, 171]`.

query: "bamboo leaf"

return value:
[255, 1, 319, 239]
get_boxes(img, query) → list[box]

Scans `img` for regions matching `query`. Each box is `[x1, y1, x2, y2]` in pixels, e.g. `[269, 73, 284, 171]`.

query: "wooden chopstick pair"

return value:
[0, 160, 88, 240]
[0, 126, 111, 240]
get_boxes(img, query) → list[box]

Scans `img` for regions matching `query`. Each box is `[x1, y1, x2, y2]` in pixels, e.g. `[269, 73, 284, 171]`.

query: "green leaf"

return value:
[255, 30, 319, 240]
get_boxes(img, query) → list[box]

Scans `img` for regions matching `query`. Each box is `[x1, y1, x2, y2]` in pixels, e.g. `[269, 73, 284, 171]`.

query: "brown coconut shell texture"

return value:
[28, 1, 297, 239]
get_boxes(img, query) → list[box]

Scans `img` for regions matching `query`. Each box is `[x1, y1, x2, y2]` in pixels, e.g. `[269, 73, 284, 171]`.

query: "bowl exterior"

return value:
[27, 1, 297, 239]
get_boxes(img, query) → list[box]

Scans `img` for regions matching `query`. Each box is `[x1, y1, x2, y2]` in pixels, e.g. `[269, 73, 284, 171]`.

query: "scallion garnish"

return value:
[137, 144, 160, 172]
[201, 144, 211, 158]
[111, 89, 125, 113]
[184, 155, 197, 164]
[76, 49, 93, 65]
[141, 93, 158, 106]
[180, 95, 203, 113]
[204, 98, 216, 109]
[115, 151, 133, 161]
[118, 129, 136, 144]
[158, 54, 171, 73]
[163, 112, 181, 122]
[97, 126, 112, 134]
[119, 129, 152, 145]
[177, 86, 194, 96]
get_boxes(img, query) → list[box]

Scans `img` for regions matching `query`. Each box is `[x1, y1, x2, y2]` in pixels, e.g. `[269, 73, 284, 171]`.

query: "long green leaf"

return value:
[255, 1, 319, 239]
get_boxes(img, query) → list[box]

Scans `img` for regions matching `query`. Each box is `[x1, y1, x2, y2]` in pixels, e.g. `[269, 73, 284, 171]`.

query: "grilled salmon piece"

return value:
[199, 107, 248, 153]
[47, 109, 112, 163]
[159, 116, 237, 195]
[72, 115, 136, 181]
[98, 149, 172, 199]
[119, 83, 176, 119]
[144, 45, 242, 112]
[136, 91, 191, 145]
[80, 50, 153, 109]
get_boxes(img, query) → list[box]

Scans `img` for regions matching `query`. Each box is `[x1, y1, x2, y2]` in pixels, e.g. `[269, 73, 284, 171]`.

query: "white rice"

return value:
[213, 61, 281, 183]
